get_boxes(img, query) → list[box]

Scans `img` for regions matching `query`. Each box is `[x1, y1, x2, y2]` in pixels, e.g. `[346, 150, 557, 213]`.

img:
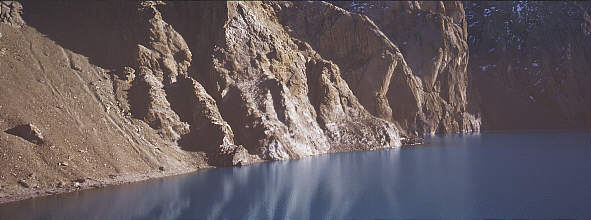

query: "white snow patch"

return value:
[480, 64, 496, 71]
[516, 4, 524, 13]
[484, 8, 492, 17]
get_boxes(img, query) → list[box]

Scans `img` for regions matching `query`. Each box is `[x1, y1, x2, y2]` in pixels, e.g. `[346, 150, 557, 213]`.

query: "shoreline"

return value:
[0, 141, 422, 205]
[0, 166, 205, 205]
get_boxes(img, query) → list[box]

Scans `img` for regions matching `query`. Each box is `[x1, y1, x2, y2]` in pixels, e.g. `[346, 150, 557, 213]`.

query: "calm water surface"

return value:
[1, 131, 591, 219]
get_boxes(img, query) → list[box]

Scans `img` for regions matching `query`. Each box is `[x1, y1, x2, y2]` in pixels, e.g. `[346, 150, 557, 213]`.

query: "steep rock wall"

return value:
[283, 1, 480, 135]
[156, 2, 400, 160]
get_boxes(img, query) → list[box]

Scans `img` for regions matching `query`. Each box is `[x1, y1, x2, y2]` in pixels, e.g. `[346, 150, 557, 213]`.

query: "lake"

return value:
[1, 131, 591, 219]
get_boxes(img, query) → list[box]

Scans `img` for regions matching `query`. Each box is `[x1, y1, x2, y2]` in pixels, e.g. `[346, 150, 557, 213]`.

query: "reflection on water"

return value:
[1, 131, 591, 219]
[0, 174, 191, 220]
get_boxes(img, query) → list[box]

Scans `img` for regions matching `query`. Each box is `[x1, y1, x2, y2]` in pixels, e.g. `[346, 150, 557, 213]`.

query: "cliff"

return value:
[0, 1, 478, 203]
[465, 1, 591, 129]
[331, 1, 481, 135]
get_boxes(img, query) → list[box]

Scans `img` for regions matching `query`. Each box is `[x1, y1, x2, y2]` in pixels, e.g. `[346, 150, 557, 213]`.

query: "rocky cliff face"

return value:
[1, 1, 477, 203]
[0, 1, 24, 28]
[465, 1, 591, 129]
[329, 1, 481, 135]
[155, 1, 401, 161]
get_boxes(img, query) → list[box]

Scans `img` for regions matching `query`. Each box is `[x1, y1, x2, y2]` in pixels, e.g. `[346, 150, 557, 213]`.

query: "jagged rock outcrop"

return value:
[465, 1, 591, 129]
[0, 1, 24, 28]
[279, 1, 480, 135]
[358, 1, 481, 134]
[87, 2, 247, 164]
[167, 76, 251, 166]
[301, 40, 401, 152]
[156, 1, 400, 160]
[126, 2, 192, 144]
[276, 2, 419, 131]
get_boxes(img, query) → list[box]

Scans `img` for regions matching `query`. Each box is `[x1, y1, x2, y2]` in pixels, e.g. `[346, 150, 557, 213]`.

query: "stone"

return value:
[120, 67, 136, 82]
[17, 180, 29, 188]
[214, 144, 251, 166]
[5, 123, 45, 145]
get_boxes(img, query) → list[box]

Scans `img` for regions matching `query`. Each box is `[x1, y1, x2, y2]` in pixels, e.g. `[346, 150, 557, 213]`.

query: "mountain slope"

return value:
[0, 1, 478, 203]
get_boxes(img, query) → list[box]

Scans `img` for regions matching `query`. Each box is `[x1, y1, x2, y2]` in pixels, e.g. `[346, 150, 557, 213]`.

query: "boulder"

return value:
[5, 123, 45, 145]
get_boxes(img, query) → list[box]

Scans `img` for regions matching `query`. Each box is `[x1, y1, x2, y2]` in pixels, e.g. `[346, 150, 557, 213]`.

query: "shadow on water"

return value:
[0, 176, 191, 220]
[1, 131, 591, 219]
[0, 149, 405, 220]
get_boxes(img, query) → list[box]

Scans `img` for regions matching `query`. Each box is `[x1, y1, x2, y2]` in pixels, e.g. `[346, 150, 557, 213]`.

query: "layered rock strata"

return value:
[297, 1, 481, 135]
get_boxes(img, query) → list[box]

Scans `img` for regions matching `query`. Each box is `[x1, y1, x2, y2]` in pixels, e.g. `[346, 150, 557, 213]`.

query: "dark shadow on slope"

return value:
[156, 2, 227, 100]
[20, 1, 139, 70]
[158, 2, 268, 157]
[217, 86, 267, 156]
[165, 78, 223, 155]
[164, 80, 194, 124]
[127, 77, 150, 121]
[164, 79, 204, 152]
[166, 78, 241, 166]
[5, 123, 46, 145]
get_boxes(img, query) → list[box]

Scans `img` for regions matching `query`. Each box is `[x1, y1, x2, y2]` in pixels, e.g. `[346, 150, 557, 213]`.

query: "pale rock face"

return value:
[210, 2, 333, 159]
[194, 2, 400, 160]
